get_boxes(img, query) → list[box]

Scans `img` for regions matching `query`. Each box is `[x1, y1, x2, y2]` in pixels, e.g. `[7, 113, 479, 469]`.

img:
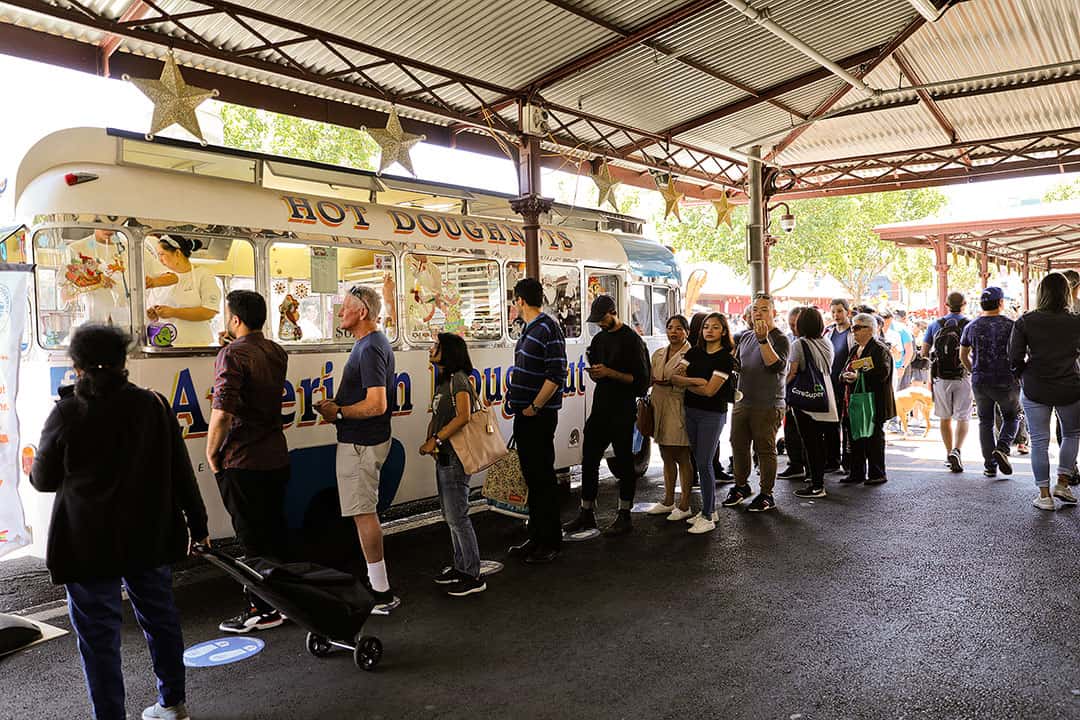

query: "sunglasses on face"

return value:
[853, 325, 872, 331]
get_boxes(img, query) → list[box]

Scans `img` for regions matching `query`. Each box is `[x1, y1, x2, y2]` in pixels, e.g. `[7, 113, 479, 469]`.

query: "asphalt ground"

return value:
[3, 428, 1079, 720]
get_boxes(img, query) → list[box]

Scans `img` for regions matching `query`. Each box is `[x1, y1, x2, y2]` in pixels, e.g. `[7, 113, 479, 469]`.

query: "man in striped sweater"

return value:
[506, 278, 568, 564]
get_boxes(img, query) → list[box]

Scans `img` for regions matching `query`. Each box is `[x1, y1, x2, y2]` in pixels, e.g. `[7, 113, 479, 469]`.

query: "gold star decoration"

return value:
[588, 159, 620, 210]
[657, 175, 683, 222]
[365, 106, 426, 175]
[712, 192, 735, 229]
[124, 52, 218, 144]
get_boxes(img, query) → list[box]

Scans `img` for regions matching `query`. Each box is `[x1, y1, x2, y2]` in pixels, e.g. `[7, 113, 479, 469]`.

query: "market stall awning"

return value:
[2, 0, 1080, 200]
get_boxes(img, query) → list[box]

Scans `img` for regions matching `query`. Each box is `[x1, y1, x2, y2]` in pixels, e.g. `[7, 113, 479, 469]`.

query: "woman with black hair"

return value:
[1008, 272, 1080, 510]
[30, 324, 209, 720]
[146, 234, 221, 346]
[672, 312, 735, 534]
[786, 306, 837, 498]
[419, 333, 486, 596]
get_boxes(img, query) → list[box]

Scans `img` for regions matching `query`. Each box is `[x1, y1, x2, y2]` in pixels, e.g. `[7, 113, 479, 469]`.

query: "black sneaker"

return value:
[722, 485, 752, 507]
[794, 484, 826, 498]
[371, 589, 401, 615]
[219, 608, 284, 634]
[838, 474, 862, 484]
[562, 508, 597, 534]
[947, 449, 963, 473]
[434, 566, 465, 585]
[992, 449, 1012, 476]
[864, 477, 888, 485]
[602, 510, 633, 537]
[777, 466, 806, 481]
[445, 575, 487, 597]
[746, 493, 776, 512]
[823, 464, 841, 474]
[983, 466, 997, 478]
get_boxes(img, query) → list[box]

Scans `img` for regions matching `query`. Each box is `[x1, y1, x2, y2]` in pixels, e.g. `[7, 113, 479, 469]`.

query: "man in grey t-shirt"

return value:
[722, 294, 790, 513]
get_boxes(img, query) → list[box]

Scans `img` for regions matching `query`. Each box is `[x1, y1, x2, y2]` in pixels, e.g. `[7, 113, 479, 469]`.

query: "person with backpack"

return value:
[563, 294, 651, 537]
[921, 292, 971, 473]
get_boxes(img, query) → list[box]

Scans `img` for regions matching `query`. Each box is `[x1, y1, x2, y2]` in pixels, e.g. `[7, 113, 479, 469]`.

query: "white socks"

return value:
[367, 561, 390, 593]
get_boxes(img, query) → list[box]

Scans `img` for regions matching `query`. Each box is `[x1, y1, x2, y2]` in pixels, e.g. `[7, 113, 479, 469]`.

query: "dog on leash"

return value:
[894, 385, 933, 437]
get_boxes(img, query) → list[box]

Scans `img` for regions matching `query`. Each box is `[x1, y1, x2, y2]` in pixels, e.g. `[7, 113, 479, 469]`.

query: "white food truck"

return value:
[11, 127, 683, 553]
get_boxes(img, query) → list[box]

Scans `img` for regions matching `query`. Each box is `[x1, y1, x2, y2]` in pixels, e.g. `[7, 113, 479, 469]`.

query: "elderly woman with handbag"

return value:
[419, 332, 487, 598]
[644, 315, 695, 520]
[840, 312, 896, 485]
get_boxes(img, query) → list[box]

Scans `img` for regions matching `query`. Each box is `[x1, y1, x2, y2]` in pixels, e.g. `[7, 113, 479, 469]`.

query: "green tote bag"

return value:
[848, 372, 876, 441]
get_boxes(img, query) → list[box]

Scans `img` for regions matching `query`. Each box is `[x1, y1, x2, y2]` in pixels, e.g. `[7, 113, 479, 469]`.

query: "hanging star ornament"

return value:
[589, 159, 620, 210]
[657, 175, 683, 222]
[365, 106, 426, 176]
[124, 52, 218, 144]
[712, 192, 735, 229]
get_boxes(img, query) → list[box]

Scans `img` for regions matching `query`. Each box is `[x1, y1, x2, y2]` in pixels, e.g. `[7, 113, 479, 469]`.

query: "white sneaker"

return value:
[1052, 482, 1078, 505]
[687, 516, 717, 534]
[647, 502, 676, 515]
[143, 703, 190, 720]
[666, 507, 694, 521]
[684, 510, 718, 523]
[1032, 495, 1057, 511]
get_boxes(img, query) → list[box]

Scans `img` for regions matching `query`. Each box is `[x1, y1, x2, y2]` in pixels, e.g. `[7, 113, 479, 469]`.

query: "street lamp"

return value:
[768, 201, 796, 234]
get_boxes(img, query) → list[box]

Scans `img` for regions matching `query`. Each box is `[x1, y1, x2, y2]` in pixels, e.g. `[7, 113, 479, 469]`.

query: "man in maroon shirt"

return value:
[206, 290, 290, 633]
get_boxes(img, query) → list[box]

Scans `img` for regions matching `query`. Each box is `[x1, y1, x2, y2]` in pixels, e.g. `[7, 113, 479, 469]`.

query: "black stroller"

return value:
[194, 545, 383, 670]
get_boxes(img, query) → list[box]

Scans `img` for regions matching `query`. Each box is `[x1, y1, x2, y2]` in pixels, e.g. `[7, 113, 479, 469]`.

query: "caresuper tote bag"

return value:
[482, 439, 528, 519]
[848, 372, 876, 441]
[448, 383, 509, 475]
[786, 339, 829, 413]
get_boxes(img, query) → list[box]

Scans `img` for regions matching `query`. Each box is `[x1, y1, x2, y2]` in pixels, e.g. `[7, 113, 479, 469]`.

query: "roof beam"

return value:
[517, 0, 724, 95]
[538, 0, 806, 121]
[99, 0, 150, 77]
[765, 17, 925, 162]
[891, 49, 958, 144]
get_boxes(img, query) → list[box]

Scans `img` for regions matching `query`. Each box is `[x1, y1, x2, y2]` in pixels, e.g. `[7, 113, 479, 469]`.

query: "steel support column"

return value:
[747, 146, 766, 295]
[510, 133, 551, 280]
[930, 235, 950, 315]
[1023, 251, 1031, 311]
[980, 238, 990, 289]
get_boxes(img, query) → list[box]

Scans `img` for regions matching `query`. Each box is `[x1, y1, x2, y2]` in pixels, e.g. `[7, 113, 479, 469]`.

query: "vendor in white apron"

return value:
[146, 234, 220, 346]
[65, 229, 130, 326]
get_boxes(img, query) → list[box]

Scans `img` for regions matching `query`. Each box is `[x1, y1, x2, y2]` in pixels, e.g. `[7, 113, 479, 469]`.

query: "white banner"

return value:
[0, 267, 30, 557]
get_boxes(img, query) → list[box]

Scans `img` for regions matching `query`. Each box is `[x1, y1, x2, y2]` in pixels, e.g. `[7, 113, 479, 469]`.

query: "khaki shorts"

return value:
[336, 440, 391, 516]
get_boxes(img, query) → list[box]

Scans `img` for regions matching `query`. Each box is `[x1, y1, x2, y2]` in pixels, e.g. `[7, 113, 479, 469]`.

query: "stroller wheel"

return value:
[306, 632, 332, 658]
[353, 635, 382, 671]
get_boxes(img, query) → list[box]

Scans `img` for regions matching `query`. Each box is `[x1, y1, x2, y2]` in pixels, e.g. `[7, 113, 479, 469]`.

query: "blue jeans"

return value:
[66, 565, 186, 720]
[1019, 392, 1080, 488]
[685, 406, 728, 517]
[973, 383, 1020, 468]
[436, 452, 481, 579]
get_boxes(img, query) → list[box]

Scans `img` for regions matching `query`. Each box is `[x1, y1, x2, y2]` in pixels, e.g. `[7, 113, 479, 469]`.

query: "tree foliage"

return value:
[1044, 177, 1080, 203]
[655, 188, 947, 301]
[220, 103, 378, 169]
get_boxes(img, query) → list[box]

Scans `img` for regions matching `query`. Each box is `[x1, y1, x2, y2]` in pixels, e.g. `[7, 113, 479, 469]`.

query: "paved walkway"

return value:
[4, 430, 1079, 720]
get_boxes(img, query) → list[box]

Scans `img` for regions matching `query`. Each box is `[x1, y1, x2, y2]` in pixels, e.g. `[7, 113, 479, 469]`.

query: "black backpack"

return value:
[931, 317, 969, 379]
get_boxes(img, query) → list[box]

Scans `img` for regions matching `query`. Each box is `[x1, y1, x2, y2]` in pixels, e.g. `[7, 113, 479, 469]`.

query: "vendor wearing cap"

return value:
[146, 234, 221, 346]
[563, 294, 650, 538]
[960, 286, 1020, 478]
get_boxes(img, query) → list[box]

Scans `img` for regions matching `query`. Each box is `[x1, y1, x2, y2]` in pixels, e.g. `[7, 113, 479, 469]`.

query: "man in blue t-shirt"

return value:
[960, 286, 1020, 477]
[315, 285, 399, 614]
[921, 291, 971, 472]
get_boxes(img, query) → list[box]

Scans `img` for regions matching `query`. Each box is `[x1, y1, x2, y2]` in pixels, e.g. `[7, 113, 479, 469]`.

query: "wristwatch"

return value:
[335, 409, 344, 422]
[758, 338, 769, 344]
[433, 436, 444, 447]
[530, 402, 541, 413]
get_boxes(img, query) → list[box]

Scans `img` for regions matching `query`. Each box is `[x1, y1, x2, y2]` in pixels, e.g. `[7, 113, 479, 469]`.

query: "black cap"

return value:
[587, 294, 617, 323]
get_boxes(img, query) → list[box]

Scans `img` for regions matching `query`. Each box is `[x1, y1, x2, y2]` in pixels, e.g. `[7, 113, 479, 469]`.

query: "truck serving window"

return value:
[268, 242, 396, 344]
[404, 253, 501, 344]
[629, 283, 652, 336]
[33, 227, 133, 348]
[143, 235, 254, 349]
[505, 262, 582, 341]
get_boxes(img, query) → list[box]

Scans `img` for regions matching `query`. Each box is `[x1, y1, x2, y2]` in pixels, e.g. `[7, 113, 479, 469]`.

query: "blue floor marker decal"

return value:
[184, 637, 265, 667]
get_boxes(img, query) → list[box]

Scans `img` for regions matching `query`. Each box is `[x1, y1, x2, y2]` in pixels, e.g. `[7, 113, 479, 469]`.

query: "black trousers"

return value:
[514, 410, 561, 549]
[847, 419, 886, 482]
[792, 410, 828, 487]
[581, 405, 637, 504]
[216, 466, 290, 612]
[783, 407, 805, 469]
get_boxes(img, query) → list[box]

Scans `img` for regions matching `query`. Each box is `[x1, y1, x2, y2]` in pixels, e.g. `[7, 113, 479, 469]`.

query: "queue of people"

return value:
[29, 272, 1080, 720]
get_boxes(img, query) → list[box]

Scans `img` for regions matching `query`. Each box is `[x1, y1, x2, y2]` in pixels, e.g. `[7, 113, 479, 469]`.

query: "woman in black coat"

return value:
[841, 312, 896, 485]
[30, 324, 209, 720]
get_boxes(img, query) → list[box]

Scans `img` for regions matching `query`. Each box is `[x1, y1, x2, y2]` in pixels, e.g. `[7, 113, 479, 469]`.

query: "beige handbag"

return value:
[447, 382, 509, 475]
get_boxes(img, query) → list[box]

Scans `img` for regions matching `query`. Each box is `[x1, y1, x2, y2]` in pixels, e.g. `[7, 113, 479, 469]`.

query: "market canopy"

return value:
[2, 0, 1080, 200]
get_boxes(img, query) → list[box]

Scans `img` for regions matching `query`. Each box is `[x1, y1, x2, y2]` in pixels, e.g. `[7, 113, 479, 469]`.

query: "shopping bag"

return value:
[636, 396, 655, 438]
[848, 373, 876, 441]
[481, 439, 528, 519]
[786, 339, 829, 413]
